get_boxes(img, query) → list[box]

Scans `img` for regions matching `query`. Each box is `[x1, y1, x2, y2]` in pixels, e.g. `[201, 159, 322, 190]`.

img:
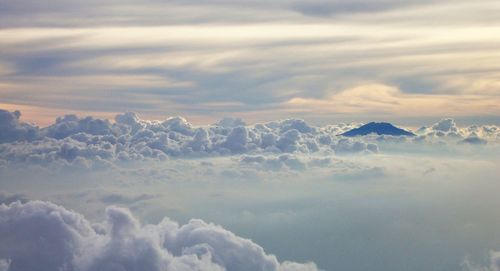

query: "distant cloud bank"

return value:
[0, 109, 499, 169]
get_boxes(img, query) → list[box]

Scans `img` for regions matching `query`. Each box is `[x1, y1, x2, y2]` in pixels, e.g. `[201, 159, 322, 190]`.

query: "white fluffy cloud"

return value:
[0, 109, 498, 169]
[0, 200, 319, 271]
[414, 118, 497, 145]
[0, 109, 377, 169]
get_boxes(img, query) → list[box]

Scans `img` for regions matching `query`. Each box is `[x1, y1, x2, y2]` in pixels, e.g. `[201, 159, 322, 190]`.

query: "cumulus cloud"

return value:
[0, 109, 381, 169]
[214, 117, 246, 128]
[414, 118, 500, 144]
[0, 201, 318, 271]
[337, 117, 500, 149]
[0, 193, 28, 205]
[0, 110, 38, 143]
[0, 109, 498, 170]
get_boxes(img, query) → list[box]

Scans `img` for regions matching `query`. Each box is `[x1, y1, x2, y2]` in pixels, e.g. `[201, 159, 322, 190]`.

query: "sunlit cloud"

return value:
[2, 2, 500, 270]
[1, 0, 500, 124]
[285, 83, 500, 117]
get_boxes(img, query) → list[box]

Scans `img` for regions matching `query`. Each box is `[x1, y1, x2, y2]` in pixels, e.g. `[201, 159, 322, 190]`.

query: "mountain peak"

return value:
[341, 122, 415, 137]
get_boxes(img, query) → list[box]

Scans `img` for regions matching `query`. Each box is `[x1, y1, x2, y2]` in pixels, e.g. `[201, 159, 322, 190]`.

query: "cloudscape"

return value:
[1, 1, 500, 271]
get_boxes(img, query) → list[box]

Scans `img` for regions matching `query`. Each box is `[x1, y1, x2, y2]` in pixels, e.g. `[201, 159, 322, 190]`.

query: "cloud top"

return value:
[0, 109, 498, 169]
[0, 200, 318, 271]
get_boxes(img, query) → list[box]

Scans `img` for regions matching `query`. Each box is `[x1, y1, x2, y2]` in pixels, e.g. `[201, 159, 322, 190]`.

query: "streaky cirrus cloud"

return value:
[1, 0, 500, 123]
[285, 84, 500, 118]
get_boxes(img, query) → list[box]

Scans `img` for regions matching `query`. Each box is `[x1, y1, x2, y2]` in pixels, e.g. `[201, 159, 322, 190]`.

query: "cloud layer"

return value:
[0, 200, 318, 271]
[0, 109, 369, 169]
[1, 0, 500, 123]
[0, 109, 498, 170]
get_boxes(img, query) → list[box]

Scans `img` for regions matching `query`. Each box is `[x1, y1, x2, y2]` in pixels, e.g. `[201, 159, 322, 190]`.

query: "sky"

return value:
[1, 0, 500, 126]
[2, 1, 500, 271]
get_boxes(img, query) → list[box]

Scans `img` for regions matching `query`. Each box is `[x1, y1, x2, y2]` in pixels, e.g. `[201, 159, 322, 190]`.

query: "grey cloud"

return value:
[459, 136, 487, 145]
[100, 193, 160, 205]
[0, 193, 28, 205]
[214, 117, 246, 128]
[240, 154, 307, 171]
[0, 0, 461, 26]
[0, 110, 38, 143]
[332, 138, 379, 154]
[0, 259, 9, 271]
[0, 200, 319, 271]
[239, 154, 336, 172]
[46, 115, 118, 139]
[291, 0, 433, 17]
[492, 252, 500, 271]
[2, 0, 500, 120]
[334, 166, 385, 181]
[431, 118, 458, 133]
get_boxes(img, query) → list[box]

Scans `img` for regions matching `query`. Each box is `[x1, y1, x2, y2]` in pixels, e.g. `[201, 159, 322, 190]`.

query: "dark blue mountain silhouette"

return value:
[341, 122, 415, 137]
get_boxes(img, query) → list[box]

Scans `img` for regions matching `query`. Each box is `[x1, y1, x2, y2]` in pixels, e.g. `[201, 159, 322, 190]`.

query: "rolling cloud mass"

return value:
[0, 109, 498, 170]
[1, 0, 500, 270]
